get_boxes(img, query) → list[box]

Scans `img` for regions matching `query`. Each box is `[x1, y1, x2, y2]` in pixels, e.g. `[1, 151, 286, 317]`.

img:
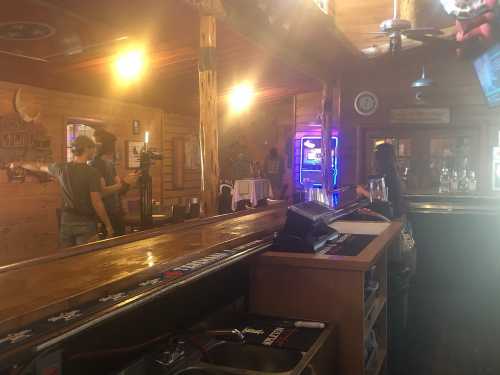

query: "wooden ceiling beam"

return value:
[183, 0, 346, 83]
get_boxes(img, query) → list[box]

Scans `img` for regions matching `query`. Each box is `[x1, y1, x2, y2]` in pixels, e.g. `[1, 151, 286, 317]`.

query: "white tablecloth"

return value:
[231, 179, 273, 211]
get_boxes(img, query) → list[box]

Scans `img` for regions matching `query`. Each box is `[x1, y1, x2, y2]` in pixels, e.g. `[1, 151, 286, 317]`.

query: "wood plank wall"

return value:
[0, 81, 199, 265]
[340, 54, 500, 193]
[220, 97, 295, 193]
[162, 113, 201, 207]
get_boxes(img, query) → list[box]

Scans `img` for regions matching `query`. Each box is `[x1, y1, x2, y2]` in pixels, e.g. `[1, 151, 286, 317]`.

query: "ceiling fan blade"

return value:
[405, 33, 458, 48]
[0, 49, 48, 63]
[405, 27, 443, 36]
[43, 36, 129, 60]
[368, 34, 390, 39]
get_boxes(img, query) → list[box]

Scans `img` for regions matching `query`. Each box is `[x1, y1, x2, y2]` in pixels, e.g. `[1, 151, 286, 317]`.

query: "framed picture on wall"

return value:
[126, 140, 144, 169]
[132, 120, 140, 135]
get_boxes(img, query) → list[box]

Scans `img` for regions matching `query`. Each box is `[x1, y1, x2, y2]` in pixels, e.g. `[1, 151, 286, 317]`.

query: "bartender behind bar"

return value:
[13, 135, 114, 247]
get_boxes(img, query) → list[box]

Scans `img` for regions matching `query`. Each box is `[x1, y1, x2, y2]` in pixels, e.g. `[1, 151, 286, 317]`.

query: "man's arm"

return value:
[100, 176, 123, 197]
[90, 192, 114, 236]
[13, 161, 50, 174]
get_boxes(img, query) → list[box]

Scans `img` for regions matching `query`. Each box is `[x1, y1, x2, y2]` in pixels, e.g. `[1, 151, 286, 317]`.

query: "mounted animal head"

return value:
[13, 88, 41, 124]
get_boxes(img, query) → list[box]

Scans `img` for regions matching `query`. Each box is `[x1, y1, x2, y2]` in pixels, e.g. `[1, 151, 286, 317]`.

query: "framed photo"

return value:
[132, 120, 140, 135]
[126, 140, 144, 169]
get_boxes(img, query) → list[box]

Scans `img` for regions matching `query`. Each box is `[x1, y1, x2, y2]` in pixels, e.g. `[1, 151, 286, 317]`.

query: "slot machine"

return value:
[299, 136, 339, 188]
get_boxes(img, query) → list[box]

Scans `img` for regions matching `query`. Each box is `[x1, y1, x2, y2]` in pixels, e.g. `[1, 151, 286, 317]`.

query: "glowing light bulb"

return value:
[228, 83, 255, 113]
[144, 131, 149, 144]
[114, 49, 146, 82]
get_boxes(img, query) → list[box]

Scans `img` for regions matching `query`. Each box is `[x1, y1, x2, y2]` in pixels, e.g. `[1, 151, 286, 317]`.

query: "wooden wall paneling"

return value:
[340, 55, 500, 193]
[162, 113, 200, 207]
[173, 138, 185, 189]
[0, 81, 166, 265]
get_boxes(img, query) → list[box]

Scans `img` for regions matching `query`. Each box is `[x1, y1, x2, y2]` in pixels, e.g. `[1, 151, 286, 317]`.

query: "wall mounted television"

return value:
[473, 43, 500, 108]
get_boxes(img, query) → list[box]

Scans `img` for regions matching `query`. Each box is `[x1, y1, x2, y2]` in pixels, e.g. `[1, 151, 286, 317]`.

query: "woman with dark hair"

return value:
[356, 143, 404, 218]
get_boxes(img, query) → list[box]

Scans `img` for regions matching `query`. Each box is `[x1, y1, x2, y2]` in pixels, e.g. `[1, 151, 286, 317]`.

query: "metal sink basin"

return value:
[172, 367, 222, 375]
[203, 342, 303, 372]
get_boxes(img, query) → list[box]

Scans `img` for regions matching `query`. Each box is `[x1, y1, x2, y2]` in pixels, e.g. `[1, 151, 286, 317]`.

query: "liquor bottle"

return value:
[458, 169, 469, 192]
[439, 168, 450, 193]
[450, 170, 459, 192]
[468, 170, 477, 192]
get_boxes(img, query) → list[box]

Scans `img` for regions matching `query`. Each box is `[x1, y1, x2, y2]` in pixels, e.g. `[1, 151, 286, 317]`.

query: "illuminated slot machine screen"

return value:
[299, 136, 338, 187]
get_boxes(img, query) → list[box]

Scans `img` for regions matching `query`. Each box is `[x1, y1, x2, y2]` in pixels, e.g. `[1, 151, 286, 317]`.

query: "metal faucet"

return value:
[204, 329, 245, 342]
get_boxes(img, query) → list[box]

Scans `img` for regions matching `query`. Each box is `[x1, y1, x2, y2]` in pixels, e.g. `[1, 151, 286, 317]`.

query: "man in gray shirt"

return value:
[13, 135, 113, 247]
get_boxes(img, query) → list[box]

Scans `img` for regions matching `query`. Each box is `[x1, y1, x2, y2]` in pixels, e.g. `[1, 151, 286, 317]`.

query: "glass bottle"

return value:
[458, 168, 469, 192]
[468, 171, 477, 192]
[439, 168, 450, 193]
[450, 170, 459, 193]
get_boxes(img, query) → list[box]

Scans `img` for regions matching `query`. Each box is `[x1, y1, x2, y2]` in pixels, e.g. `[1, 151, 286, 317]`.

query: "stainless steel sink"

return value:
[202, 342, 303, 373]
[172, 367, 221, 375]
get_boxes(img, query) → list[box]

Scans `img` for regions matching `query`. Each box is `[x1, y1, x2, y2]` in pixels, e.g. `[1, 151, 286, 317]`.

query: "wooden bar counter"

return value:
[0, 204, 286, 362]
[250, 221, 401, 375]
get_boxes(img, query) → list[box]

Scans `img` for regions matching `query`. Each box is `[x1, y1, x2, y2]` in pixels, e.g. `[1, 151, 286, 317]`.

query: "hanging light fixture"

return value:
[411, 66, 435, 103]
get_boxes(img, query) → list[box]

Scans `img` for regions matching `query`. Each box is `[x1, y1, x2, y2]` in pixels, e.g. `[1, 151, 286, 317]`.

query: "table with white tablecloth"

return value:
[231, 179, 274, 211]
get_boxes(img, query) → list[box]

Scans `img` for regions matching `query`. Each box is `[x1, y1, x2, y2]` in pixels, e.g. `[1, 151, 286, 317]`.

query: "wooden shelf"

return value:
[364, 296, 386, 340]
[366, 348, 386, 375]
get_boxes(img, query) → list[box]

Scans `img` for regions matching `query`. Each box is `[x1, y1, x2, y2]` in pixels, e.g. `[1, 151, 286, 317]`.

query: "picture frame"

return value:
[132, 120, 140, 135]
[126, 140, 144, 169]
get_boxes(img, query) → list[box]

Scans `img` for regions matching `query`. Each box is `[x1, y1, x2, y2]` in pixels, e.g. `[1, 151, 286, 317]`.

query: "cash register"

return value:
[273, 201, 339, 253]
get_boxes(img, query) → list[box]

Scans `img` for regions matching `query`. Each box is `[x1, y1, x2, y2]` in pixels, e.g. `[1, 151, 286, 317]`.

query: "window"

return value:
[66, 122, 96, 161]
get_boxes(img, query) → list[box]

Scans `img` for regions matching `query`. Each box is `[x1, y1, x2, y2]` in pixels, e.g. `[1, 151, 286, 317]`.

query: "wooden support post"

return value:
[199, 15, 219, 216]
[400, 0, 417, 27]
[320, 82, 334, 192]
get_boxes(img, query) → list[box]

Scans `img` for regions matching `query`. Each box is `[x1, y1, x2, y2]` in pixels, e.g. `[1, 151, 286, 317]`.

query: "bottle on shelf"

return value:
[458, 168, 469, 192]
[468, 170, 477, 192]
[450, 170, 459, 193]
[439, 168, 450, 193]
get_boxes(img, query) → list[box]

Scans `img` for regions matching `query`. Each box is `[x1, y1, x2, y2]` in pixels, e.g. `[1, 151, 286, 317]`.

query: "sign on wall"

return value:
[390, 108, 451, 125]
[125, 140, 144, 169]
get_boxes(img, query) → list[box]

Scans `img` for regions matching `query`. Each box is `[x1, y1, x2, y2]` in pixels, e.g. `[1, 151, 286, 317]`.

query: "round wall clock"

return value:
[354, 91, 378, 116]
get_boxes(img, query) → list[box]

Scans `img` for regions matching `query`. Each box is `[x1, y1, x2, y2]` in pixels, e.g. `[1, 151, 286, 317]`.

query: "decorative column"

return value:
[320, 82, 334, 192]
[199, 14, 219, 216]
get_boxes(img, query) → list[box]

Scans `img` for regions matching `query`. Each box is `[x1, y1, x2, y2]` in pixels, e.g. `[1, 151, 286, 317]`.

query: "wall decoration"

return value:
[184, 134, 200, 170]
[354, 91, 378, 116]
[0, 89, 52, 182]
[132, 120, 140, 135]
[125, 140, 145, 169]
[390, 107, 451, 124]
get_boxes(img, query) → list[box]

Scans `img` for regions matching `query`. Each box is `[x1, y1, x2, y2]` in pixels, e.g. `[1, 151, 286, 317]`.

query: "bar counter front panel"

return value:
[405, 193, 500, 374]
[0, 205, 286, 363]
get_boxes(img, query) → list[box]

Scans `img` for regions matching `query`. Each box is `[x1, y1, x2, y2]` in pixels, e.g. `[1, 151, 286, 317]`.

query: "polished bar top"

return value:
[258, 221, 401, 272]
[0, 205, 286, 336]
[405, 193, 500, 214]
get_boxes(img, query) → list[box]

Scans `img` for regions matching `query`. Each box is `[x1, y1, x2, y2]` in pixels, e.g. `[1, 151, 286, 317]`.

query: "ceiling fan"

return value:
[366, 0, 448, 55]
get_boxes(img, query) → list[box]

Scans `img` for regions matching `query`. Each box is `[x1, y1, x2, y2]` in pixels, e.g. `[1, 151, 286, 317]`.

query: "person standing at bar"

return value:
[12, 135, 114, 247]
[91, 129, 137, 236]
[356, 143, 404, 218]
[264, 147, 285, 199]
